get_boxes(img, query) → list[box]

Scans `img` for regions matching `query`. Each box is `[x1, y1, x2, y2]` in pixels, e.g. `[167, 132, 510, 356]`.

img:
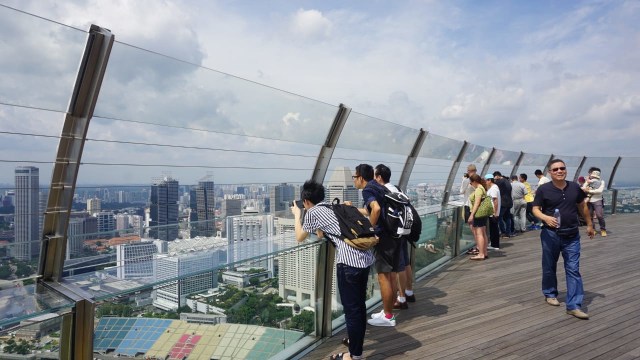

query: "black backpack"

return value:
[382, 188, 422, 246]
[319, 198, 378, 251]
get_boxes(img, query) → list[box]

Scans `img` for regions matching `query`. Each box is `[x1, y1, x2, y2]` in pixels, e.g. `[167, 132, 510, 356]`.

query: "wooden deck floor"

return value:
[304, 214, 640, 360]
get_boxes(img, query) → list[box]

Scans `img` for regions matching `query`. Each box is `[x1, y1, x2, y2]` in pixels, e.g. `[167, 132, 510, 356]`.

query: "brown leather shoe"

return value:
[545, 297, 561, 306]
[566, 309, 589, 319]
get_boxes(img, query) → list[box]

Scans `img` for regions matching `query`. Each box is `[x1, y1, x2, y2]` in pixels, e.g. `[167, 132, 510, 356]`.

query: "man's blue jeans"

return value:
[540, 228, 584, 310]
[337, 263, 370, 357]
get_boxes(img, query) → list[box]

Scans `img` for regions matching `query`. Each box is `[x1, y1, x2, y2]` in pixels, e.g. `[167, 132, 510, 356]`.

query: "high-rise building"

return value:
[153, 250, 220, 311]
[326, 166, 360, 205]
[95, 211, 115, 238]
[14, 166, 40, 260]
[66, 217, 86, 260]
[116, 240, 165, 279]
[222, 198, 242, 218]
[193, 179, 215, 237]
[269, 183, 295, 215]
[115, 214, 130, 231]
[149, 176, 179, 241]
[226, 214, 274, 273]
[87, 198, 101, 214]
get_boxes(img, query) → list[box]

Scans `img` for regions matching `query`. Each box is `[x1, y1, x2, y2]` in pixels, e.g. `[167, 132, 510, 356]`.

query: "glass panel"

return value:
[413, 207, 458, 277]
[579, 157, 618, 187]
[612, 157, 640, 188]
[336, 111, 420, 156]
[94, 41, 339, 145]
[614, 188, 640, 213]
[87, 240, 322, 359]
[411, 133, 465, 206]
[0, 6, 86, 112]
[79, 117, 321, 185]
[0, 310, 65, 358]
[517, 152, 553, 192]
[0, 282, 74, 331]
[485, 148, 520, 178]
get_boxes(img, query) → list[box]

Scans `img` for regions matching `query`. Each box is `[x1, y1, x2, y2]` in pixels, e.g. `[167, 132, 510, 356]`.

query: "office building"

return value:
[87, 197, 101, 214]
[116, 240, 165, 279]
[192, 179, 215, 237]
[326, 166, 360, 205]
[153, 250, 220, 311]
[149, 176, 179, 241]
[14, 166, 40, 260]
[226, 214, 274, 273]
[269, 183, 295, 215]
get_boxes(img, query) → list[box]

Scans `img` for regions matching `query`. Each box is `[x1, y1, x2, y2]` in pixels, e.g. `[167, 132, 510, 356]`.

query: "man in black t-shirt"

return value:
[532, 159, 594, 320]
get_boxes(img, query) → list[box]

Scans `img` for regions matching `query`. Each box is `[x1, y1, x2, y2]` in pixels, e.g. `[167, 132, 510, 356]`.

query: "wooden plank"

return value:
[303, 214, 640, 360]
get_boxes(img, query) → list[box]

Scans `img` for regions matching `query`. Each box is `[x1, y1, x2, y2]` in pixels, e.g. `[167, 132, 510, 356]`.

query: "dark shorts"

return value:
[374, 233, 405, 273]
[472, 216, 487, 228]
[399, 238, 408, 269]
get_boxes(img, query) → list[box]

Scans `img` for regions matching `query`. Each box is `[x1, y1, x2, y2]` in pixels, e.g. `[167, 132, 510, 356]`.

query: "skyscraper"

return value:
[150, 176, 179, 241]
[14, 166, 40, 260]
[326, 166, 360, 205]
[269, 183, 295, 215]
[226, 214, 274, 274]
[193, 179, 215, 237]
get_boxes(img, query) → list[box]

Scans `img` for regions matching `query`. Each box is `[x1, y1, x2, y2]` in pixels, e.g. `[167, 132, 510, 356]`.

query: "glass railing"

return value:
[2, 4, 640, 359]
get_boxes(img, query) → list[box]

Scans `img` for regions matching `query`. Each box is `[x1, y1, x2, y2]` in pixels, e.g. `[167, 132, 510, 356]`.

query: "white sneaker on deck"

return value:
[367, 314, 396, 326]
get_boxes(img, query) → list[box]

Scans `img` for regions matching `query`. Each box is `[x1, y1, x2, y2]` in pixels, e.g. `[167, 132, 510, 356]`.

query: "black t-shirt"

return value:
[532, 181, 586, 229]
[495, 178, 513, 208]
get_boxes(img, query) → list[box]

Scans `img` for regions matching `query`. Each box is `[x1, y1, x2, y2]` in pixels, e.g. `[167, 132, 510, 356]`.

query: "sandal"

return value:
[466, 247, 479, 255]
[341, 337, 350, 347]
[329, 352, 346, 360]
[469, 255, 486, 261]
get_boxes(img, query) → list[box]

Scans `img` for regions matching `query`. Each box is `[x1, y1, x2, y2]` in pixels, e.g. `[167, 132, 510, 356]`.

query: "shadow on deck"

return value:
[305, 214, 640, 360]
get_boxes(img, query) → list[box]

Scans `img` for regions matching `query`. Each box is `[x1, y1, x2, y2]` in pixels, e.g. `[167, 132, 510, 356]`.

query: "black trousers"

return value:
[489, 216, 500, 248]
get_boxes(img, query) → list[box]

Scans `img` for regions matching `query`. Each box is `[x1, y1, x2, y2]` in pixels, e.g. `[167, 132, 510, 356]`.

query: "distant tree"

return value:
[289, 310, 315, 335]
[0, 264, 12, 279]
[249, 276, 260, 287]
[14, 262, 33, 278]
[176, 305, 192, 314]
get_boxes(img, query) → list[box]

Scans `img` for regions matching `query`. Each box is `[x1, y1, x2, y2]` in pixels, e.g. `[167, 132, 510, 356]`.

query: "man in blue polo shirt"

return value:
[532, 159, 595, 320]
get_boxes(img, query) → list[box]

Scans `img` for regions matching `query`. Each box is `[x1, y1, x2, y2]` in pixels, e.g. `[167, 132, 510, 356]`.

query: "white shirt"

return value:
[487, 184, 501, 215]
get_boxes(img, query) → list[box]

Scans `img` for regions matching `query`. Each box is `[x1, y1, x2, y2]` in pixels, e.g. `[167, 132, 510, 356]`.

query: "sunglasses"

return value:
[550, 166, 566, 172]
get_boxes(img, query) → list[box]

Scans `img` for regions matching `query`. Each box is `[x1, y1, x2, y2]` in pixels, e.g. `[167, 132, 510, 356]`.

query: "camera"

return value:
[290, 200, 304, 209]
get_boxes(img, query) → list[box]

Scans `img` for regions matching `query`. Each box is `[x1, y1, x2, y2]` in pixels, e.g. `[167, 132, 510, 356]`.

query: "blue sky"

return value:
[1, 0, 639, 184]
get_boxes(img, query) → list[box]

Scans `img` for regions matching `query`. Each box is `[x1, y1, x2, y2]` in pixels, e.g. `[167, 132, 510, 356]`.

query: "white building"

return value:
[226, 214, 274, 273]
[116, 240, 166, 279]
[14, 166, 40, 260]
[326, 166, 360, 205]
[153, 250, 221, 311]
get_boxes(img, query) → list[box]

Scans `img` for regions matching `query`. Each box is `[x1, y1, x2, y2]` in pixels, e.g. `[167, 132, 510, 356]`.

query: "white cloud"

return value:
[290, 9, 332, 39]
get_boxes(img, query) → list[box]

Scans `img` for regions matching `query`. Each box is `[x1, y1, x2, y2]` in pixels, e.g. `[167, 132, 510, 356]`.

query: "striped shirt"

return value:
[303, 202, 375, 269]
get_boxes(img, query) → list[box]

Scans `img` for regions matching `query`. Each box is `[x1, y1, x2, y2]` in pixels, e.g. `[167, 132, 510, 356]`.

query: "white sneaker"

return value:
[371, 309, 385, 319]
[488, 246, 500, 250]
[367, 314, 396, 326]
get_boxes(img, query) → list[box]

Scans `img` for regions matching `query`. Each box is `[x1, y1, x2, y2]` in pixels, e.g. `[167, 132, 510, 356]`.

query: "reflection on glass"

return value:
[88, 240, 320, 359]
[611, 157, 640, 188]
[94, 42, 338, 145]
[337, 111, 419, 155]
[0, 6, 86, 112]
[419, 133, 464, 161]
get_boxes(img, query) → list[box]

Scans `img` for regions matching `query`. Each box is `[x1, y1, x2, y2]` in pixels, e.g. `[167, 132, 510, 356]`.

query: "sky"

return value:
[1, 0, 639, 185]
